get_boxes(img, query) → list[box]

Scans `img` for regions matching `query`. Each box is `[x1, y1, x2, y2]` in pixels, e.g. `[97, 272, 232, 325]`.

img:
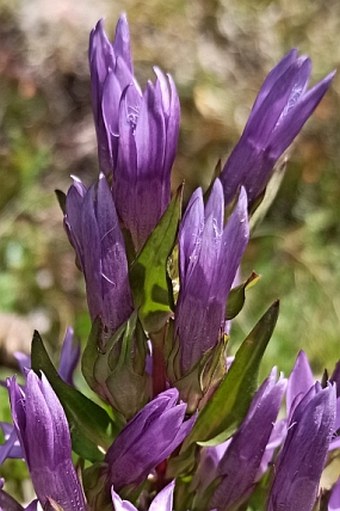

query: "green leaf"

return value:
[226, 272, 260, 320]
[182, 301, 279, 448]
[31, 330, 113, 462]
[129, 187, 183, 332]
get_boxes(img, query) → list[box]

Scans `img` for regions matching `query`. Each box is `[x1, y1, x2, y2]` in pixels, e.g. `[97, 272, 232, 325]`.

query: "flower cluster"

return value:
[0, 13, 339, 511]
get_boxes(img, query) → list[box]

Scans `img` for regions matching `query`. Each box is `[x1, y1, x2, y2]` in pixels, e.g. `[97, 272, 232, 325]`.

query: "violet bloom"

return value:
[210, 368, 286, 511]
[105, 388, 195, 490]
[58, 326, 81, 386]
[64, 174, 133, 331]
[111, 480, 174, 511]
[0, 479, 37, 511]
[220, 49, 335, 209]
[329, 477, 340, 511]
[90, 16, 180, 250]
[89, 15, 135, 176]
[7, 371, 87, 511]
[268, 383, 336, 511]
[286, 350, 314, 419]
[175, 179, 249, 375]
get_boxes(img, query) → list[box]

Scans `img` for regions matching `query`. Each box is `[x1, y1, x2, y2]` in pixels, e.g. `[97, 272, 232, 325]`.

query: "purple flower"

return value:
[210, 368, 286, 511]
[7, 371, 87, 511]
[90, 17, 180, 250]
[220, 50, 335, 209]
[268, 383, 336, 511]
[105, 388, 195, 490]
[89, 15, 135, 176]
[111, 480, 174, 511]
[329, 477, 340, 511]
[58, 326, 81, 386]
[286, 350, 314, 419]
[0, 479, 38, 511]
[0, 422, 22, 464]
[64, 174, 133, 331]
[175, 179, 249, 375]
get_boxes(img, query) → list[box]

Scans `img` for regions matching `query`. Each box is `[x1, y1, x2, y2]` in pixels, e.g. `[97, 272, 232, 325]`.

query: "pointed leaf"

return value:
[182, 301, 279, 448]
[226, 272, 260, 320]
[31, 331, 114, 462]
[129, 186, 183, 332]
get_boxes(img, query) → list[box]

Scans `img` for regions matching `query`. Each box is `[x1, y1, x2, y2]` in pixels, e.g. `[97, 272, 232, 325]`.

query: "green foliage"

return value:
[184, 301, 279, 447]
[129, 187, 182, 332]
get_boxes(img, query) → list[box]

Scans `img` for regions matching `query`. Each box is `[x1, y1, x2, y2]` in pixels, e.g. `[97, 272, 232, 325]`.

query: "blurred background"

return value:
[1, 0, 340, 501]
[0, 0, 340, 400]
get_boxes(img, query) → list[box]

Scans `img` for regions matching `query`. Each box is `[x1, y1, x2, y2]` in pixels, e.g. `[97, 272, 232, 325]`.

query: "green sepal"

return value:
[182, 301, 280, 448]
[31, 330, 114, 462]
[129, 186, 183, 333]
[82, 312, 150, 420]
[226, 272, 260, 320]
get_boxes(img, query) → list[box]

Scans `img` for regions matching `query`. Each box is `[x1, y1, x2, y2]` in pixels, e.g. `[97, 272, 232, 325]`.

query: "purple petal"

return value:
[58, 327, 81, 386]
[286, 350, 314, 419]
[329, 478, 340, 511]
[149, 480, 175, 511]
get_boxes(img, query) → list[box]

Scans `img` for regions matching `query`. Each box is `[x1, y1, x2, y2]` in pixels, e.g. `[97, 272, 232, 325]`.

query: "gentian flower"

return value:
[90, 16, 180, 250]
[329, 477, 340, 511]
[89, 15, 135, 176]
[0, 478, 38, 510]
[111, 480, 174, 511]
[268, 383, 336, 511]
[105, 388, 195, 490]
[175, 178, 249, 375]
[58, 326, 81, 386]
[220, 49, 335, 209]
[209, 368, 286, 511]
[286, 349, 314, 419]
[7, 371, 87, 511]
[64, 173, 133, 331]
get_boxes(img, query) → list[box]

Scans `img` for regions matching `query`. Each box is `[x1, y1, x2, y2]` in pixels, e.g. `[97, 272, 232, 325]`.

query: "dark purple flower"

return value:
[90, 17, 180, 250]
[175, 178, 249, 374]
[105, 388, 195, 490]
[111, 480, 175, 511]
[210, 368, 286, 511]
[220, 49, 335, 208]
[268, 383, 336, 511]
[58, 326, 81, 386]
[7, 371, 87, 511]
[64, 174, 133, 331]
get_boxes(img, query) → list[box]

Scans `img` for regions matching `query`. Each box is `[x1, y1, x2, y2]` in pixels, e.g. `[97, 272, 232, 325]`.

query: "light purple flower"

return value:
[329, 477, 340, 511]
[220, 49, 335, 209]
[175, 179, 249, 374]
[7, 371, 87, 511]
[105, 388, 195, 490]
[268, 383, 336, 511]
[210, 368, 286, 511]
[58, 326, 81, 385]
[286, 349, 314, 419]
[89, 15, 135, 176]
[0, 422, 22, 464]
[64, 174, 133, 331]
[111, 480, 174, 511]
[90, 16, 180, 250]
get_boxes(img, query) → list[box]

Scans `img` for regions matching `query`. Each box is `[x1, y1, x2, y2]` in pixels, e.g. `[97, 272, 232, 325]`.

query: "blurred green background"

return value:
[0, 0, 340, 391]
[1, 0, 340, 502]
